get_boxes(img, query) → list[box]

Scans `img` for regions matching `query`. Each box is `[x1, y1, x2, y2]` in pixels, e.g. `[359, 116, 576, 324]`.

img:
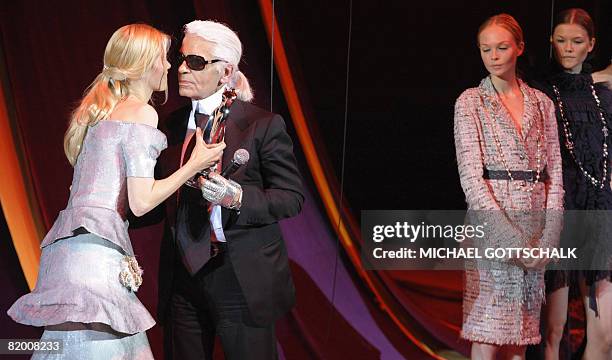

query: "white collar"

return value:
[191, 85, 226, 115]
[187, 86, 226, 131]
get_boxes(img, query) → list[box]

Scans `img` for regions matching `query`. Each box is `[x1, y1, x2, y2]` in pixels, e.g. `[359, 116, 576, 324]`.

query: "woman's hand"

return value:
[186, 127, 225, 173]
[592, 63, 612, 90]
[518, 246, 552, 270]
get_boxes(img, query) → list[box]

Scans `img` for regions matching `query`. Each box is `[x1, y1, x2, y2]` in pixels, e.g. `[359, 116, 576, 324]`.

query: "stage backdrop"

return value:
[1, 0, 610, 359]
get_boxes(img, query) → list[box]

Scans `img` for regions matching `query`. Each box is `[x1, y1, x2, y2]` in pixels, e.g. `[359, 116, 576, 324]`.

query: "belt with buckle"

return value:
[483, 167, 549, 182]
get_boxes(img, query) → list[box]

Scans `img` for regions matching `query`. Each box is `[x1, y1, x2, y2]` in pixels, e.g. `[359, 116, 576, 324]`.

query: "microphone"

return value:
[221, 149, 250, 178]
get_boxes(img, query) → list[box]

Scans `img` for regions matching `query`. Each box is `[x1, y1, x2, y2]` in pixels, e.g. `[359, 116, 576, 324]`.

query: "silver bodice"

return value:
[40, 121, 167, 255]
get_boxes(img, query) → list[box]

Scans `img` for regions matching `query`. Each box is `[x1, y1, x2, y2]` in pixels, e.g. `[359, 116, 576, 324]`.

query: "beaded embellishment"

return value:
[480, 78, 546, 194]
[552, 83, 609, 189]
[119, 256, 143, 292]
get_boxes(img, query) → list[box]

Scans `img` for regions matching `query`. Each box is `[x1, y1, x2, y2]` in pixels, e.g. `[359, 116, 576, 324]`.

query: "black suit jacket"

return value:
[156, 100, 304, 326]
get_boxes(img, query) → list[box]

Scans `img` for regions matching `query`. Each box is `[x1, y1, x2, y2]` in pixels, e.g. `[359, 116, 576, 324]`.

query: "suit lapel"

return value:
[520, 82, 539, 141]
[220, 101, 252, 228]
[221, 101, 251, 166]
[160, 105, 190, 225]
[164, 106, 191, 174]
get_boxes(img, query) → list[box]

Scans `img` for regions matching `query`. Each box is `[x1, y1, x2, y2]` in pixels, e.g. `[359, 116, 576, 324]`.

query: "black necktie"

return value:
[176, 112, 214, 275]
[181, 112, 211, 167]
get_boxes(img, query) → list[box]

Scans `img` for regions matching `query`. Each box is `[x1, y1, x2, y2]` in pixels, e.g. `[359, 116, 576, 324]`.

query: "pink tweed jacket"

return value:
[454, 76, 564, 345]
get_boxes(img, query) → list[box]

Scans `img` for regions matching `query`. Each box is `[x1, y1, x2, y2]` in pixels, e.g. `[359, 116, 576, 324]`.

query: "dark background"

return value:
[1, 0, 609, 222]
[1, 0, 610, 359]
[273, 0, 611, 212]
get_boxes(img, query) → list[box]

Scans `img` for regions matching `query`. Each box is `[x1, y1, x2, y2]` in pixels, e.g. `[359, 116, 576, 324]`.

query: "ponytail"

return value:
[231, 70, 253, 102]
[63, 70, 126, 165]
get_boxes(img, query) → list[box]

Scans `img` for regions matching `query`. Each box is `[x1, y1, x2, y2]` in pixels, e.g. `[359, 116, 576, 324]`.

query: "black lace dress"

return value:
[534, 66, 612, 311]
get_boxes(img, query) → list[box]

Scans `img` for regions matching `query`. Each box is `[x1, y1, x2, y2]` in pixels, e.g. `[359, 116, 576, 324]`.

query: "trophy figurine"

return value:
[184, 88, 237, 189]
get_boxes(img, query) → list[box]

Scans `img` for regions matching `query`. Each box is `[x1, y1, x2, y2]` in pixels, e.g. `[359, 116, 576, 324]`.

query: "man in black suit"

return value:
[156, 20, 304, 360]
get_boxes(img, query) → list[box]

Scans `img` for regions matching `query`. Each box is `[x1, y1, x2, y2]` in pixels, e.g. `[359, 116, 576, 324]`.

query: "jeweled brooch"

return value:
[119, 256, 143, 292]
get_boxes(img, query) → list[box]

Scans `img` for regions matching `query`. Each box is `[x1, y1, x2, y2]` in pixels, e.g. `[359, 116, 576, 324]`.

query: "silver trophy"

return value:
[184, 88, 237, 189]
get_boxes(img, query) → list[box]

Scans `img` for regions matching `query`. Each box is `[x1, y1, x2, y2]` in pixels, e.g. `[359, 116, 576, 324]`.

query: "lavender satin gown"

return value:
[8, 121, 167, 359]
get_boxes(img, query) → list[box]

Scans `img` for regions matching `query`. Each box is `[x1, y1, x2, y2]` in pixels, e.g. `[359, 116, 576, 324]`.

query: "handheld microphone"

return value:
[221, 149, 250, 178]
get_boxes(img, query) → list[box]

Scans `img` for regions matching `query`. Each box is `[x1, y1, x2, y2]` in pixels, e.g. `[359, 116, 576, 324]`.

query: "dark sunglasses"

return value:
[178, 53, 223, 71]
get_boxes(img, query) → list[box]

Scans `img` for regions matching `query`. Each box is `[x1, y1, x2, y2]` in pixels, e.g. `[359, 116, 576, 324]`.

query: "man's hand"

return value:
[199, 172, 242, 209]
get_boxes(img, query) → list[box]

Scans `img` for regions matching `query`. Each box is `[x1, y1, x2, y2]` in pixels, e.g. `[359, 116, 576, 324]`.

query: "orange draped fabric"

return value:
[256, 1, 454, 358]
[0, 47, 45, 291]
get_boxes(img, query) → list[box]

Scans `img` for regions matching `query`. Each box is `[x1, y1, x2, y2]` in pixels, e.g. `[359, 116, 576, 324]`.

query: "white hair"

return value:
[184, 20, 253, 102]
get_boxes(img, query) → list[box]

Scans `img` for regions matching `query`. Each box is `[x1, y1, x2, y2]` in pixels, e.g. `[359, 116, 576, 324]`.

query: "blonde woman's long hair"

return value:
[64, 23, 170, 165]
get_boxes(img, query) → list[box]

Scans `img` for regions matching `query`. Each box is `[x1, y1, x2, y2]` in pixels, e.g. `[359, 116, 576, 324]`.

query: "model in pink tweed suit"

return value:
[454, 14, 564, 358]
[455, 75, 564, 343]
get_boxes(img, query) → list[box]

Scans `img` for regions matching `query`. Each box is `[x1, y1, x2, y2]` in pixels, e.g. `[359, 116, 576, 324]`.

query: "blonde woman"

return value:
[8, 24, 224, 359]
